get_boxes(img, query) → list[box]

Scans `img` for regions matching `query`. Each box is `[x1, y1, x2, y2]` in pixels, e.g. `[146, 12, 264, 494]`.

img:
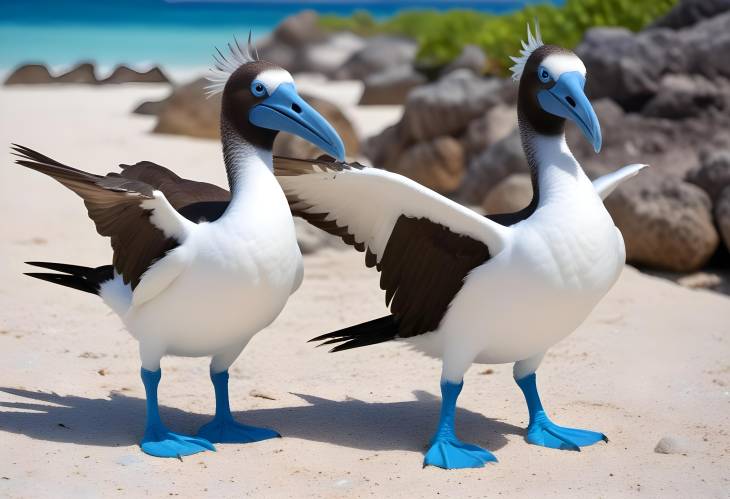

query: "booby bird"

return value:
[12, 37, 345, 458]
[274, 25, 646, 469]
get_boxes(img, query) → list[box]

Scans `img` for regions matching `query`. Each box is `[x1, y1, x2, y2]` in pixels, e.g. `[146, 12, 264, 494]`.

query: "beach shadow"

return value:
[0, 387, 521, 453]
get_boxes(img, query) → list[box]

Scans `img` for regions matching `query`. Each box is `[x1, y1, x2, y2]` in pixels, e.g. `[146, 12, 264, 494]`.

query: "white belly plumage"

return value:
[408, 191, 625, 366]
[104, 218, 302, 358]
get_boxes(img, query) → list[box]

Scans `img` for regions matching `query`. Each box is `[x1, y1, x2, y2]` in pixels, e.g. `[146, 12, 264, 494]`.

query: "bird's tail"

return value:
[24, 261, 114, 295]
[309, 315, 399, 352]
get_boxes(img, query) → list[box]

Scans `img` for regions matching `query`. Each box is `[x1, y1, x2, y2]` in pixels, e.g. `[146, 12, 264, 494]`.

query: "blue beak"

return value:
[249, 83, 346, 161]
[537, 71, 602, 153]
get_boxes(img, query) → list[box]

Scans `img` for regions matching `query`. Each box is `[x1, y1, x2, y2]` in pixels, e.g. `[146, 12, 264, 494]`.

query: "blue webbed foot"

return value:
[525, 411, 607, 450]
[141, 424, 216, 458]
[516, 372, 607, 451]
[197, 418, 280, 444]
[424, 437, 497, 469]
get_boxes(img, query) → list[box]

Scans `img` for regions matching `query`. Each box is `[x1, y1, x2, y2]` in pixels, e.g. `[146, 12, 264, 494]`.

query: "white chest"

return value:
[126, 148, 302, 356]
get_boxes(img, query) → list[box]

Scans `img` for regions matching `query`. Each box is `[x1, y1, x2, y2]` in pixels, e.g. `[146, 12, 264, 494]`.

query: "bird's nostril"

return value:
[291, 103, 302, 113]
[566, 96, 576, 108]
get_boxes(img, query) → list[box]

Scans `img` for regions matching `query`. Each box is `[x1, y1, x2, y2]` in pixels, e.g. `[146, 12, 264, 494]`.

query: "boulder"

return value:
[685, 149, 730, 203]
[462, 104, 517, 157]
[652, 0, 730, 30]
[568, 98, 730, 180]
[133, 98, 168, 116]
[440, 44, 487, 76]
[482, 174, 533, 215]
[401, 70, 503, 141]
[457, 129, 529, 205]
[642, 74, 730, 119]
[576, 28, 665, 110]
[388, 136, 465, 193]
[4, 64, 54, 85]
[298, 32, 366, 77]
[576, 12, 730, 110]
[715, 185, 730, 251]
[363, 123, 407, 170]
[153, 78, 220, 139]
[271, 10, 325, 47]
[359, 65, 426, 105]
[605, 174, 719, 272]
[102, 65, 169, 84]
[54, 62, 97, 84]
[274, 93, 360, 158]
[335, 35, 417, 81]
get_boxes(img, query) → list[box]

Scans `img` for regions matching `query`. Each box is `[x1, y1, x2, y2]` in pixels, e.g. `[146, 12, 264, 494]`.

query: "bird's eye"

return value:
[251, 80, 267, 97]
[538, 66, 551, 83]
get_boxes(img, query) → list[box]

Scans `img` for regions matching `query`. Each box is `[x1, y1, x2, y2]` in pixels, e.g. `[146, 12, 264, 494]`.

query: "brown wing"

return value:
[275, 155, 491, 340]
[12, 145, 230, 288]
[118, 161, 230, 211]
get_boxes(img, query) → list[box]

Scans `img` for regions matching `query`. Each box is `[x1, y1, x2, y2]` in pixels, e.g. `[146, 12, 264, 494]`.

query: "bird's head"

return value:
[207, 36, 345, 161]
[510, 24, 601, 153]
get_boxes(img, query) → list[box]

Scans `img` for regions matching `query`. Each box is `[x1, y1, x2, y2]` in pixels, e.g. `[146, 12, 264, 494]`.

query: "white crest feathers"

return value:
[509, 21, 544, 81]
[205, 32, 259, 97]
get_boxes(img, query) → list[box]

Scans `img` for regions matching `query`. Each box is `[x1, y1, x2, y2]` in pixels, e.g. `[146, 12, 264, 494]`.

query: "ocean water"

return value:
[0, 0, 556, 79]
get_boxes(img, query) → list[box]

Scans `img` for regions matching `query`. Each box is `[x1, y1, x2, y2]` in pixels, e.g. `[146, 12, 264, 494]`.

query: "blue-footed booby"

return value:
[274, 25, 646, 469]
[12, 36, 345, 458]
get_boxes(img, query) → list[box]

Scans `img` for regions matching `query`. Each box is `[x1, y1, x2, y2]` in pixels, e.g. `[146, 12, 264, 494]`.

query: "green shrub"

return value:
[319, 0, 677, 75]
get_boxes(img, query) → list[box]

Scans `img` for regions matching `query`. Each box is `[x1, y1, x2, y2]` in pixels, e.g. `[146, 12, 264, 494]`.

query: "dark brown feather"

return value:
[12, 145, 232, 288]
[274, 155, 492, 345]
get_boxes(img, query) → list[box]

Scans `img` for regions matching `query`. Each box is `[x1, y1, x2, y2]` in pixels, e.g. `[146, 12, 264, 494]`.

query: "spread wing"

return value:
[593, 163, 648, 200]
[12, 145, 230, 289]
[275, 155, 511, 339]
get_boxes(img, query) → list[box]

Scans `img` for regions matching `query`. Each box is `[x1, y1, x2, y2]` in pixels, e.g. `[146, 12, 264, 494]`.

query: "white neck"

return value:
[530, 133, 591, 208]
[220, 138, 279, 222]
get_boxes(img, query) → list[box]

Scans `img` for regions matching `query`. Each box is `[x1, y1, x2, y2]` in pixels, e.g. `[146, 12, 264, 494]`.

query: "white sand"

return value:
[0, 85, 728, 498]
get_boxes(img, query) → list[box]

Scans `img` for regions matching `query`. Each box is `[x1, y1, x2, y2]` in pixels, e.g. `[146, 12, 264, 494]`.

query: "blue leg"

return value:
[516, 373, 607, 450]
[140, 368, 215, 458]
[196, 370, 280, 444]
[423, 380, 497, 469]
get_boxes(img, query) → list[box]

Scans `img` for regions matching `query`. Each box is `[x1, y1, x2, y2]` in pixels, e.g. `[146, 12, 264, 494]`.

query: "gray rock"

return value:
[441, 44, 487, 77]
[401, 70, 503, 141]
[605, 174, 719, 272]
[299, 32, 365, 76]
[642, 74, 730, 119]
[686, 149, 730, 203]
[458, 129, 528, 205]
[359, 65, 426, 105]
[482, 174, 533, 215]
[388, 136, 465, 193]
[576, 28, 664, 109]
[715, 185, 730, 251]
[569, 98, 730, 181]
[335, 35, 417, 81]
[463, 104, 517, 157]
[101, 65, 169, 84]
[576, 12, 730, 110]
[652, 0, 730, 30]
[363, 123, 407, 170]
[270, 10, 325, 47]
[4, 64, 54, 85]
[654, 436, 688, 455]
[132, 98, 168, 116]
[54, 62, 97, 84]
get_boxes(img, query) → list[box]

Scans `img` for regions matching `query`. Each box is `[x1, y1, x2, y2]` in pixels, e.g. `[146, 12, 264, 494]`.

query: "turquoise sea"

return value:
[0, 0, 557, 77]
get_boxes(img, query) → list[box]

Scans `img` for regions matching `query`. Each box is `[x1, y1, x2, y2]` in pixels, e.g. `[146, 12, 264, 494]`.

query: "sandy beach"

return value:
[0, 84, 728, 498]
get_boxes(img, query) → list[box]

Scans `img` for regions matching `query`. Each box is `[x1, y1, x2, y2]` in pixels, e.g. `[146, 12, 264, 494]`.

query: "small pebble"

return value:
[654, 436, 687, 455]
